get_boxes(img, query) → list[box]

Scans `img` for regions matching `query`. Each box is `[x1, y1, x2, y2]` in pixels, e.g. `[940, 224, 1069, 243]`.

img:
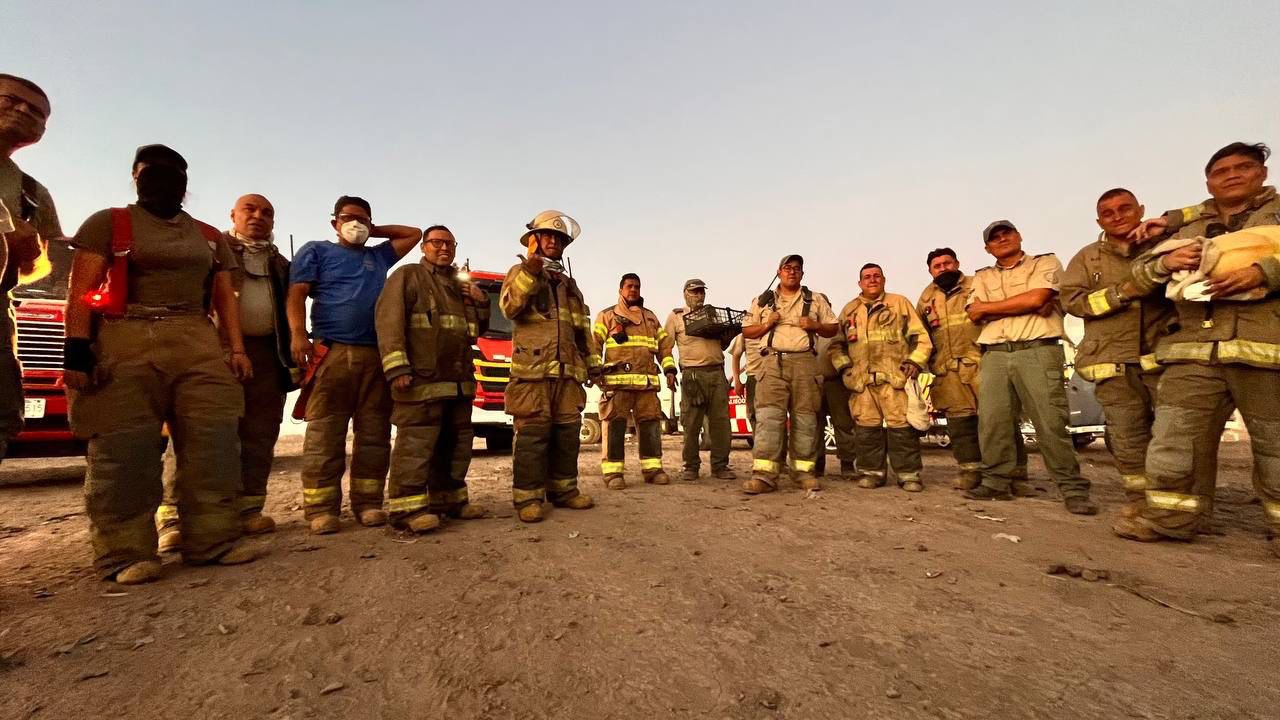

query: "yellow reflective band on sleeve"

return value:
[585, 355, 603, 368]
[512, 268, 536, 293]
[1180, 205, 1199, 224]
[593, 322, 609, 339]
[661, 357, 677, 370]
[1264, 501, 1280, 523]
[155, 504, 179, 523]
[940, 312, 970, 328]
[386, 494, 429, 514]
[753, 458, 780, 474]
[438, 314, 467, 331]
[1121, 474, 1148, 492]
[382, 351, 409, 372]
[512, 487, 545, 504]
[1145, 490, 1200, 513]
[468, 322, 479, 337]
[239, 495, 267, 511]
[908, 347, 931, 367]
[831, 354, 852, 371]
[657, 328, 670, 342]
[601, 461, 626, 475]
[1086, 289, 1113, 315]
[350, 477, 385, 495]
[1139, 353, 1160, 372]
[409, 313, 432, 329]
[792, 459, 816, 472]
[303, 486, 340, 506]
[640, 457, 663, 471]
[1216, 339, 1280, 368]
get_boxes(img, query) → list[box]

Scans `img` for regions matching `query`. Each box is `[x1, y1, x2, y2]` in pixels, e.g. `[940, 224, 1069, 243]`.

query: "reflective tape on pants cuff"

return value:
[792, 459, 816, 472]
[601, 461, 625, 475]
[1121, 474, 1148, 492]
[753, 458, 779, 474]
[640, 458, 663, 471]
[1145, 490, 1199, 513]
[387, 494, 429, 514]
[303, 487, 339, 505]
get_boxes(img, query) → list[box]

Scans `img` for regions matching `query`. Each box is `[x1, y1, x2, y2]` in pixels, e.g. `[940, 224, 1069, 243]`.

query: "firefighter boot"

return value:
[854, 425, 887, 489]
[309, 514, 341, 535]
[242, 512, 276, 535]
[799, 474, 821, 491]
[115, 560, 163, 585]
[1112, 517, 1168, 543]
[449, 504, 488, 520]
[405, 512, 442, 534]
[214, 542, 265, 566]
[518, 502, 546, 523]
[742, 477, 776, 494]
[605, 475, 627, 490]
[358, 509, 388, 527]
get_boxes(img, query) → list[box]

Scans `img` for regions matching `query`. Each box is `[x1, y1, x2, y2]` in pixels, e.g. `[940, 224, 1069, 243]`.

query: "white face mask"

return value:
[339, 220, 370, 245]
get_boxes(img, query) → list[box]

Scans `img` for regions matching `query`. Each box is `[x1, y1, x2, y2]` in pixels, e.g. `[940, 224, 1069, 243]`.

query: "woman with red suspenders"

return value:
[63, 144, 260, 584]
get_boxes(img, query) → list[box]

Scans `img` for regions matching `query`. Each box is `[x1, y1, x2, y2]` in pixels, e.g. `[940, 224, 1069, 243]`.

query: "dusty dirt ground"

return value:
[1, 435, 1277, 720]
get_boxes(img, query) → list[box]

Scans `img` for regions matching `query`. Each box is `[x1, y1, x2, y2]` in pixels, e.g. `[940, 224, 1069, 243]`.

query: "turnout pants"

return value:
[977, 342, 1089, 499]
[1094, 366, 1160, 504]
[301, 343, 391, 519]
[158, 335, 287, 526]
[1141, 363, 1278, 538]
[850, 382, 922, 485]
[507, 378, 586, 508]
[600, 388, 665, 479]
[814, 377, 856, 476]
[67, 316, 244, 577]
[387, 396, 474, 522]
[680, 365, 731, 473]
[752, 353, 821, 486]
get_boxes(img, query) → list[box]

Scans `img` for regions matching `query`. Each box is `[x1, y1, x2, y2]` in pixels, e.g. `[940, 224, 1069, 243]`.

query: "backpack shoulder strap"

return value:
[109, 207, 133, 255]
[801, 286, 815, 353]
[19, 173, 40, 222]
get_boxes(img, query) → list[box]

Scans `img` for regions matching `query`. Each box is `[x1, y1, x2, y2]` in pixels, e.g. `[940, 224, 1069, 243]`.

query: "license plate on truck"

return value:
[23, 398, 45, 419]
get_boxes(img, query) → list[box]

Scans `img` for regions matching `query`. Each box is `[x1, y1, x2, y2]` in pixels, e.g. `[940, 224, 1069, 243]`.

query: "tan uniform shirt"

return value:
[744, 287, 837, 353]
[729, 333, 764, 376]
[664, 307, 726, 368]
[967, 253, 1065, 345]
[72, 205, 236, 315]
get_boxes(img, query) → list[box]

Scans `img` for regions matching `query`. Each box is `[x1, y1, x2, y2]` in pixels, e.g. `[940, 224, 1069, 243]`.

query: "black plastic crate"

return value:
[683, 305, 745, 339]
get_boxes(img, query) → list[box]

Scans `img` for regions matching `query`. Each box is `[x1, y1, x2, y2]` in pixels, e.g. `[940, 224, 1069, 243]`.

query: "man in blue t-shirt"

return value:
[287, 195, 421, 535]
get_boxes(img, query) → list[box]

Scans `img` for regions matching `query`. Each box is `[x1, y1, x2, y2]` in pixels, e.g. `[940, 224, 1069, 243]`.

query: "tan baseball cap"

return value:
[778, 254, 804, 269]
[683, 278, 707, 291]
[982, 220, 1017, 243]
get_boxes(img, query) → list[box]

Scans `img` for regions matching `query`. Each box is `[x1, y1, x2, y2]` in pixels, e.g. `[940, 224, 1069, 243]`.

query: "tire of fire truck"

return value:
[485, 430, 514, 454]
[580, 416, 603, 445]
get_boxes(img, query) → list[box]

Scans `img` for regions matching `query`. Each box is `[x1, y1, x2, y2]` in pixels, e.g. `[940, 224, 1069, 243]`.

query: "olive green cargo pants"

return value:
[680, 366, 731, 474]
[977, 342, 1090, 499]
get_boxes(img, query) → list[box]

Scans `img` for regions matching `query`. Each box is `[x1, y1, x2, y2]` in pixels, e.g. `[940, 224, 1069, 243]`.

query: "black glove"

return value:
[64, 338, 96, 374]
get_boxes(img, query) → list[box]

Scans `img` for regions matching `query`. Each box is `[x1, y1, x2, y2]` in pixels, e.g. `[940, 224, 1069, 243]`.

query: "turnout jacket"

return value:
[499, 260, 601, 383]
[592, 300, 676, 389]
[829, 292, 932, 392]
[916, 275, 981, 378]
[376, 260, 489, 400]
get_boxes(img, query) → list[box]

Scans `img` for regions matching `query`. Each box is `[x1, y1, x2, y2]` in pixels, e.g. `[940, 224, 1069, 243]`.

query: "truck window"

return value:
[13, 238, 73, 301]
[477, 279, 511, 338]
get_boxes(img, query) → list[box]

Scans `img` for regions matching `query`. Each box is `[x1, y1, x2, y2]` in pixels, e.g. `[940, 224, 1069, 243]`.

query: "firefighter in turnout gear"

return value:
[376, 225, 490, 533]
[741, 255, 838, 494]
[831, 264, 932, 492]
[593, 273, 678, 489]
[500, 210, 598, 522]
[63, 144, 262, 584]
[1061, 189, 1177, 519]
[917, 248, 1029, 490]
[1113, 142, 1280, 555]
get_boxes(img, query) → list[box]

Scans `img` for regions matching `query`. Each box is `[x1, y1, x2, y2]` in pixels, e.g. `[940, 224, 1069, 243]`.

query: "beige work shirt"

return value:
[664, 307, 726, 368]
[745, 287, 837, 353]
[967, 252, 1065, 345]
[729, 333, 764, 376]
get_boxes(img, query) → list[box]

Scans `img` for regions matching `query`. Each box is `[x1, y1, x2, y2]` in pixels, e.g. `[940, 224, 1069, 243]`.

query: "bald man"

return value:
[157, 194, 296, 549]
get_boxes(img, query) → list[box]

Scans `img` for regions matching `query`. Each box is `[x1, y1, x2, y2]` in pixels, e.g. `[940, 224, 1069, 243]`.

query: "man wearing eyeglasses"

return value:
[0, 74, 61, 463]
[287, 196, 421, 535]
[375, 225, 490, 533]
[964, 221, 1096, 515]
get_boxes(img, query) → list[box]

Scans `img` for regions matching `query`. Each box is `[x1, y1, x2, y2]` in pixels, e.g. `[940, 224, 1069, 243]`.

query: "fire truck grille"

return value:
[16, 319, 64, 371]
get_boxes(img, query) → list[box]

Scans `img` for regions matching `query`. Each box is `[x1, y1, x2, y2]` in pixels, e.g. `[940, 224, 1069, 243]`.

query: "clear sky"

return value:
[8, 1, 1279, 314]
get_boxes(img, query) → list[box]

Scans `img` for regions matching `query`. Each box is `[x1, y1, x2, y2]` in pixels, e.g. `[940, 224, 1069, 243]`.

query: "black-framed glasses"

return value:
[335, 213, 371, 224]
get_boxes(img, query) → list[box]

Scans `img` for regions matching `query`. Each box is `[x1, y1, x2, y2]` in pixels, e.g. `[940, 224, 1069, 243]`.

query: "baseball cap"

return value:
[778, 254, 804, 269]
[683, 278, 707, 291]
[133, 144, 188, 171]
[982, 220, 1017, 244]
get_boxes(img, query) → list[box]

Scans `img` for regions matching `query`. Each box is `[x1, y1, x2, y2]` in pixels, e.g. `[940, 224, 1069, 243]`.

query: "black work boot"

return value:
[964, 484, 1013, 501]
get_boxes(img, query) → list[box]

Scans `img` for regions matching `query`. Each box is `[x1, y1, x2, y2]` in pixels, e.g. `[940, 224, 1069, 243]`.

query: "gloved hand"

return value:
[900, 361, 921, 381]
[665, 369, 678, 391]
[587, 366, 603, 388]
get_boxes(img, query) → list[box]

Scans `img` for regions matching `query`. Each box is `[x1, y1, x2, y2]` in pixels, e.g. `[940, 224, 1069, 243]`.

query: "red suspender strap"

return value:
[109, 207, 133, 255]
